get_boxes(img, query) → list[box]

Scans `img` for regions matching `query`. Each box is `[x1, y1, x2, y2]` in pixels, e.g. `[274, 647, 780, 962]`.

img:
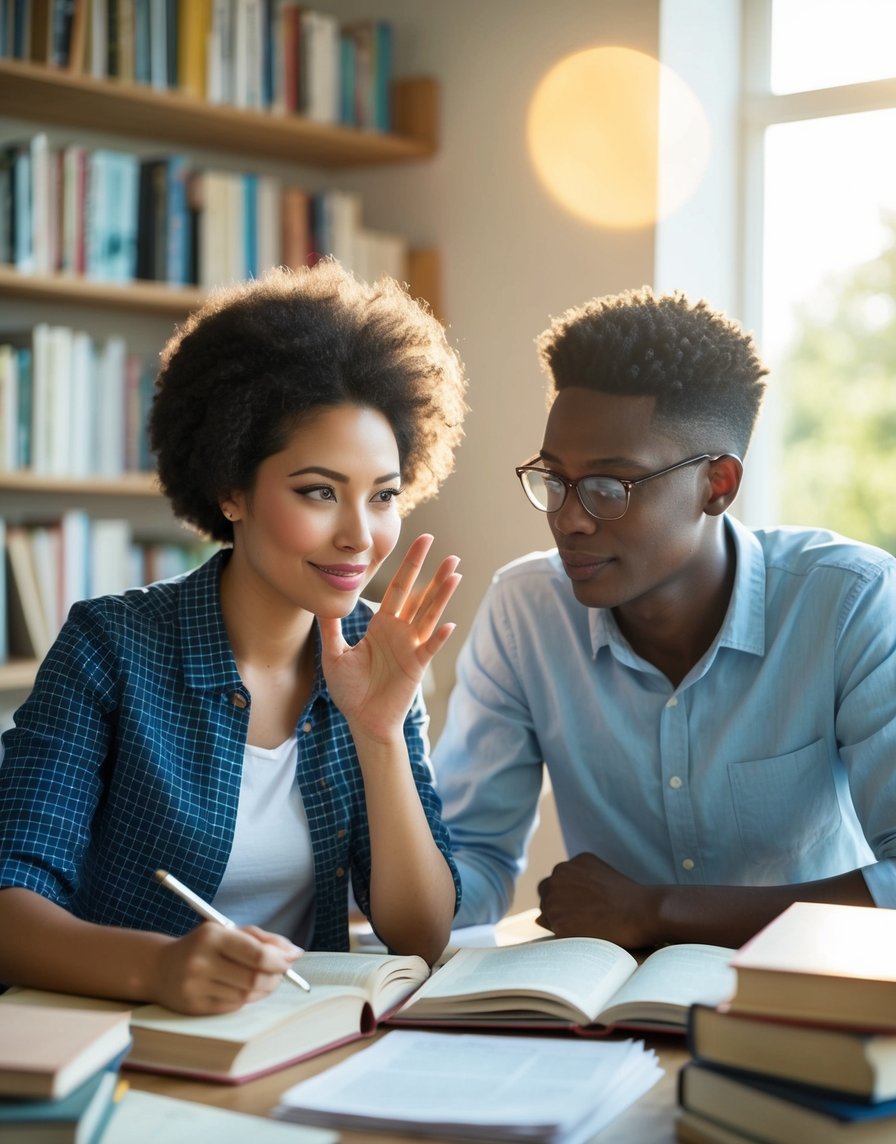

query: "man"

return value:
[434, 286, 896, 948]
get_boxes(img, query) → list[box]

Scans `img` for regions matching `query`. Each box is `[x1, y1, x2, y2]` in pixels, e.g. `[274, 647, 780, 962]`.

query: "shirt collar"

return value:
[588, 514, 767, 659]
[179, 550, 243, 692]
[178, 549, 374, 696]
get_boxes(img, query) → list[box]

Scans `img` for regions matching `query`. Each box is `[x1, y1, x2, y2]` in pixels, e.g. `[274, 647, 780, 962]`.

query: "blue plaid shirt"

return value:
[0, 551, 459, 950]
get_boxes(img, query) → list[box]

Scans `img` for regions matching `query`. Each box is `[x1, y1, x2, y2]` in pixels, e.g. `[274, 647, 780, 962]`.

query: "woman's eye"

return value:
[371, 488, 402, 505]
[298, 485, 337, 502]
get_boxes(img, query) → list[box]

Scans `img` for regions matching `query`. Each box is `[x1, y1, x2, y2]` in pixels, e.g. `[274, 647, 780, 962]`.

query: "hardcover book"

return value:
[679, 1060, 896, 1144]
[0, 950, 431, 1085]
[729, 901, 896, 1030]
[688, 1002, 896, 1101]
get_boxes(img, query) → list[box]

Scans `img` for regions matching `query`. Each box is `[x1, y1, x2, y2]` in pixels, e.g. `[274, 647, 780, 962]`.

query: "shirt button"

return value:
[303, 721, 312, 733]
[337, 829, 346, 839]
[335, 867, 345, 878]
[666, 696, 678, 708]
[681, 857, 695, 871]
[319, 778, 328, 790]
[669, 775, 683, 789]
[230, 692, 248, 709]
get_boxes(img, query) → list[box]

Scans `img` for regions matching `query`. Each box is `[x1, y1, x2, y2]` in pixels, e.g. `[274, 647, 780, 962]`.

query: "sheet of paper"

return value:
[102, 1090, 337, 1143]
[275, 1029, 663, 1143]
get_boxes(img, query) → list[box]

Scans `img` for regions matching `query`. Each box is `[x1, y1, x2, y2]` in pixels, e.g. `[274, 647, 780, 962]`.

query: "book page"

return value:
[297, 951, 430, 1017]
[396, 938, 638, 1024]
[597, 944, 736, 1028]
[131, 981, 365, 1043]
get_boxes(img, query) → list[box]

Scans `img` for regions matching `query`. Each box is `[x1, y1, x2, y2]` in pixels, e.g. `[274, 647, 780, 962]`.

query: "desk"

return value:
[127, 1032, 689, 1143]
[129, 914, 690, 1141]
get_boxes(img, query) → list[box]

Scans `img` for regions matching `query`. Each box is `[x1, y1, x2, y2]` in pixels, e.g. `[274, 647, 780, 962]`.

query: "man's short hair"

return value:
[535, 286, 769, 458]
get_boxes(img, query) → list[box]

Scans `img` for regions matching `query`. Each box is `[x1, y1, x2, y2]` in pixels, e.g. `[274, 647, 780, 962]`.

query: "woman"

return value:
[0, 261, 468, 1014]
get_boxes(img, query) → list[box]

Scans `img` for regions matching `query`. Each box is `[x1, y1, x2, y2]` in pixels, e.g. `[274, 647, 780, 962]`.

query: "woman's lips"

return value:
[310, 563, 368, 591]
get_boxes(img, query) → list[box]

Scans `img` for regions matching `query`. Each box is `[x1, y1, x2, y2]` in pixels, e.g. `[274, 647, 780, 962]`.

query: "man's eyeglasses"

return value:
[515, 454, 722, 521]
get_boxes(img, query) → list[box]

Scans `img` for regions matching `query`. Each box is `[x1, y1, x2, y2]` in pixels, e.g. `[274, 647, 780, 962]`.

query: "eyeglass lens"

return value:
[521, 470, 629, 519]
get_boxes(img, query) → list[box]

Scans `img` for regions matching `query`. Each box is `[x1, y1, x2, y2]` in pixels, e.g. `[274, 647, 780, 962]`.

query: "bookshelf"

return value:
[0, 50, 443, 696]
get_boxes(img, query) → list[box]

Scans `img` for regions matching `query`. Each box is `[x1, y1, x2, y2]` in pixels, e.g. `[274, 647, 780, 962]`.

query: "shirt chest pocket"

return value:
[727, 739, 840, 860]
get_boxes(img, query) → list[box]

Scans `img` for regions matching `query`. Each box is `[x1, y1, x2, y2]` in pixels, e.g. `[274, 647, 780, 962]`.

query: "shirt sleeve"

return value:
[836, 557, 896, 906]
[0, 603, 117, 906]
[432, 576, 546, 926]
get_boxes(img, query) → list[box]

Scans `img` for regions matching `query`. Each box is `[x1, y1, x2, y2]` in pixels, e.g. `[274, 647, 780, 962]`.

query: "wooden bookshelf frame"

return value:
[0, 265, 205, 315]
[0, 471, 162, 496]
[0, 59, 439, 167]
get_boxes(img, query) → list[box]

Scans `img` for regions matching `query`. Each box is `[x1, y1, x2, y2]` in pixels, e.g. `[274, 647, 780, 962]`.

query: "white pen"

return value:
[153, 868, 312, 992]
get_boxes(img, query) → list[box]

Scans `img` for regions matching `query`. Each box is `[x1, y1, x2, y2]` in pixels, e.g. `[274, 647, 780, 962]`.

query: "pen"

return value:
[153, 868, 312, 992]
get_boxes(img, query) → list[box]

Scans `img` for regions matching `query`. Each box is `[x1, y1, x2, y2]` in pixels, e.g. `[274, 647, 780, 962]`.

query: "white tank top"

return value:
[212, 736, 316, 946]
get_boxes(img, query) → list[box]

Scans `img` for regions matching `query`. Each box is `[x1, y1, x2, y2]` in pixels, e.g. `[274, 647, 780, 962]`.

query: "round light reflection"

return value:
[527, 46, 710, 229]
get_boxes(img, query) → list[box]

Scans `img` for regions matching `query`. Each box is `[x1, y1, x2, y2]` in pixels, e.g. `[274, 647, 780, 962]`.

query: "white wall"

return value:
[330, 0, 660, 733]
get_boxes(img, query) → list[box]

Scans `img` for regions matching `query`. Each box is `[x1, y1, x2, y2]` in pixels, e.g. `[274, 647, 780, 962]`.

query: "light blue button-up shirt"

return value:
[434, 517, 896, 925]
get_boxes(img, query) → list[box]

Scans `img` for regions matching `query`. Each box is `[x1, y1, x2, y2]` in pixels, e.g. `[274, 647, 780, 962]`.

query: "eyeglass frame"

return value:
[515, 453, 732, 520]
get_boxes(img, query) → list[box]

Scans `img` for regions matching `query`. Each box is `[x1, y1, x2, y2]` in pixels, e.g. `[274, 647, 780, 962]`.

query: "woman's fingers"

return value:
[377, 534, 435, 617]
[407, 568, 462, 646]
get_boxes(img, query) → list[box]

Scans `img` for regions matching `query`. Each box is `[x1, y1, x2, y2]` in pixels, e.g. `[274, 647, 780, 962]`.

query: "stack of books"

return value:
[677, 901, 896, 1142]
[0, 1002, 131, 1143]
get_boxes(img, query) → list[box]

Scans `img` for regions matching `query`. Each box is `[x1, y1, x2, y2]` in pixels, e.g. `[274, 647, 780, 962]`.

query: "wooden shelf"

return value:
[0, 265, 205, 316]
[0, 60, 438, 167]
[0, 472, 162, 496]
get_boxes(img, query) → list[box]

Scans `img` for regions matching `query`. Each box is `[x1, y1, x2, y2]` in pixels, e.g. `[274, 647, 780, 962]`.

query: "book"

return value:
[0, 949, 432, 1084]
[678, 1060, 896, 1144]
[676, 1108, 776, 1143]
[5, 524, 53, 658]
[390, 937, 736, 1034]
[0, 518, 7, 663]
[275, 1029, 663, 1143]
[101, 1089, 338, 1143]
[688, 1002, 896, 1101]
[0, 1003, 131, 1099]
[0, 1066, 125, 1144]
[728, 901, 896, 1030]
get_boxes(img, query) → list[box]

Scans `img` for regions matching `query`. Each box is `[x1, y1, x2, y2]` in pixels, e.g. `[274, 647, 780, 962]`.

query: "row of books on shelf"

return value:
[2, 134, 409, 287]
[676, 901, 896, 1143]
[0, 513, 216, 663]
[0, 326, 154, 477]
[2, 0, 393, 130]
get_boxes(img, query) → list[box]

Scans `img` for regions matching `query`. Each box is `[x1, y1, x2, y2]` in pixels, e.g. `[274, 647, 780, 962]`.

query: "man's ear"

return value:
[704, 454, 743, 516]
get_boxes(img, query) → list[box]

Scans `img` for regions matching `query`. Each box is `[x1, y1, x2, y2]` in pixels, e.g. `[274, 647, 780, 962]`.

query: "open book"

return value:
[391, 937, 737, 1033]
[0, 950, 429, 1085]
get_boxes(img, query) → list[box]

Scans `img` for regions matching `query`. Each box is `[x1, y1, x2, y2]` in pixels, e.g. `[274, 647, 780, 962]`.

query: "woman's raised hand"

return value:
[318, 534, 461, 742]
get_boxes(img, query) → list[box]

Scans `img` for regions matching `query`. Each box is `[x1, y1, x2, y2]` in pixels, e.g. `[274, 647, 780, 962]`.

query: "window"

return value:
[743, 0, 896, 550]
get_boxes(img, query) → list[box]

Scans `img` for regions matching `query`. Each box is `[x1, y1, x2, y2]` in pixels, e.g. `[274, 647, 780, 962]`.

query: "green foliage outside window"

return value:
[778, 213, 896, 554]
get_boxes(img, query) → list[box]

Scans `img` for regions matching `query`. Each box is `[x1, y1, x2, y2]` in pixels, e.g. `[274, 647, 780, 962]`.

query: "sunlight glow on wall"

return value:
[527, 47, 710, 230]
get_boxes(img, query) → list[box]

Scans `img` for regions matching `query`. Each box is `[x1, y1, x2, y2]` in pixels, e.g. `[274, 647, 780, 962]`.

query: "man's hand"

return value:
[537, 853, 662, 948]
